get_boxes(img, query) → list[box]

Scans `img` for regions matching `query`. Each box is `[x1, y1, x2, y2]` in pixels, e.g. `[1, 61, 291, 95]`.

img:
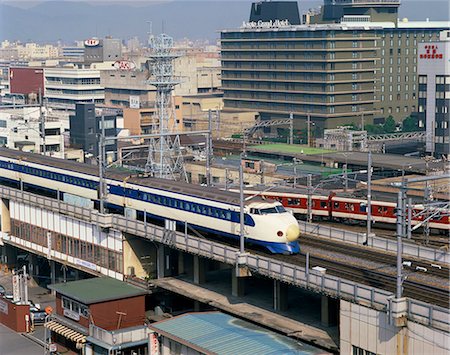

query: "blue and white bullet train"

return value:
[0, 148, 300, 254]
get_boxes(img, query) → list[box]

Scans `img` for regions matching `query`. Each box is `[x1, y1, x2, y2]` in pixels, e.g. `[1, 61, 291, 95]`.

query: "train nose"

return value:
[285, 224, 300, 242]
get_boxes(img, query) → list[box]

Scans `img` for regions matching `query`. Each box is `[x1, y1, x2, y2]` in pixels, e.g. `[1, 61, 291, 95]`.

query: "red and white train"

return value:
[239, 188, 450, 232]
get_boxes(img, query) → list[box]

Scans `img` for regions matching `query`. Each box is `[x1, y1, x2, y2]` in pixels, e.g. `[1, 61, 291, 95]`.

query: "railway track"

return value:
[312, 220, 449, 248]
[300, 235, 450, 280]
[265, 252, 449, 308]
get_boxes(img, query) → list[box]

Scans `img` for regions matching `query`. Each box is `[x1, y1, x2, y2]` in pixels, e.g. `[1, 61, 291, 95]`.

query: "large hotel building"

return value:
[220, 0, 450, 133]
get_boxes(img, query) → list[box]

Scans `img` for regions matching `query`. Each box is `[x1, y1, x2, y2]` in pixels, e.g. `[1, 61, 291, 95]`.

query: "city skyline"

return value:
[1, 0, 449, 43]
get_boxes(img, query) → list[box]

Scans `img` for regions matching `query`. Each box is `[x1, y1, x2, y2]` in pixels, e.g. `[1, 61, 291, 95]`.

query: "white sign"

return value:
[64, 308, 80, 321]
[113, 60, 136, 71]
[49, 343, 57, 352]
[129, 95, 140, 109]
[74, 258, 97, 271]
[0, 299, 8, 314]
[84, 38, 100, 47]
[12, 274, 20, 303]
[241, 19, 291, 29]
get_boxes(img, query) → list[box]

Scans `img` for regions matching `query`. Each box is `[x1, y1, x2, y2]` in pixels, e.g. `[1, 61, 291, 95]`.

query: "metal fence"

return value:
[0, 186, 448, 332]
[298, 220, 450, 265]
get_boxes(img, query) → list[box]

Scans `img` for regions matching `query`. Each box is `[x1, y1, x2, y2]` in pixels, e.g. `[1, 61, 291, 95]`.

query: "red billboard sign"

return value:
[9, 67, 44, 96]
[419, 45, 443, 60]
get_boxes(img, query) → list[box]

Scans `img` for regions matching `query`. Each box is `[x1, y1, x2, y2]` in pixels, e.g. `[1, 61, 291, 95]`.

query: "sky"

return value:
[0, 0, 449, 43]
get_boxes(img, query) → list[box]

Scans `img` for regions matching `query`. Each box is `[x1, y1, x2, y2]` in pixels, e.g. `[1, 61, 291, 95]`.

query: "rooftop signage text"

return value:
[419, 45, 443, 60]
[241, 19, 291, 29]
[113, 60, 136, 71]
[84, 38, 100, 47]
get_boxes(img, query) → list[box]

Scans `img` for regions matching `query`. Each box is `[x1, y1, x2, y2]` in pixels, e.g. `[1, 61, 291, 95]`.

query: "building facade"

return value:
[84, 37, 122, 65]
[418, 31, 450, 158]
[221, 1, 450, 134]
[44, 67, 104, 106]
[0, 106, 67, 157]
[69, 103, 117, 161]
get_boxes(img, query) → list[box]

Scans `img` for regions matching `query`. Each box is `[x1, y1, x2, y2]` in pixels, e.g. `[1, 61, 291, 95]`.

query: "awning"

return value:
[45, 320, 87, 344]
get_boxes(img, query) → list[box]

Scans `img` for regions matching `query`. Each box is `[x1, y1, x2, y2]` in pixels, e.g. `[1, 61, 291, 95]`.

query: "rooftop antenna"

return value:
[147, 20, 153, 47]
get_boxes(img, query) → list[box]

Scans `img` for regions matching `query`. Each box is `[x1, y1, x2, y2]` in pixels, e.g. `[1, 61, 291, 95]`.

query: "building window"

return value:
[61, 296, 89, 318]
[404, 106, 408, 112]
[388, 107, 392, 113]
[352, 105, 357, 112]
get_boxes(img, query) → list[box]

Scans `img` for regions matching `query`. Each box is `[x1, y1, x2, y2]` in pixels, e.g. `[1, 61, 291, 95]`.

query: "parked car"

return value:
[0, 285, 5, 296]
[30, 309, 47, 324]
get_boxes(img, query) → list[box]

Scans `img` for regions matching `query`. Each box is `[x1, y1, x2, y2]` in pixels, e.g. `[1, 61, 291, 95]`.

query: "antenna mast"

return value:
[145, 33, 187, 181]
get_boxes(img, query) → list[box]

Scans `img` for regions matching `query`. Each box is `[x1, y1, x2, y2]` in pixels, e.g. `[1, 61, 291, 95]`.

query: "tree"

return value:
[383, 116, 396, 133]
[402, 116, 419, 132]
[365, 124, 385, 134]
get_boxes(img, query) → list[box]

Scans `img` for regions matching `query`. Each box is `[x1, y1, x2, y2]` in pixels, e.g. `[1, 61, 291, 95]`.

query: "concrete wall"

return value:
[123, 234, 157, 279]
[340, 300, 450, 355]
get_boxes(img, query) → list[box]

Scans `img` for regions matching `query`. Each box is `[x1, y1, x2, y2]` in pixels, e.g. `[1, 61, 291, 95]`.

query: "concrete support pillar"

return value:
[193, 255, 206, 284]
[273, 280, 288, 312]
[194, 300, 201, 312]
[0, 198, 11, 234]
[50, 260, 56, 295]
[157, 245, 169, 279]
[231, 271, 246, 297]
[178, 251, 185, 275]
[321, 295, 339, 327]
[28, 254, 39, 287]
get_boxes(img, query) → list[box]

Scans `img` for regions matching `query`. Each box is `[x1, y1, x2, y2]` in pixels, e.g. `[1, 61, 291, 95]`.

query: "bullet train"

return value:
[0, 148, 300, 254]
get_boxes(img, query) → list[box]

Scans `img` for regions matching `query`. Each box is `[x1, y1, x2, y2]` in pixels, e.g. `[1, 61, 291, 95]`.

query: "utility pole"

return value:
[367, 150, 372, 240]
[98, 115, 106, 214]
[206, 109, 212, 187]
[343, 163, 348, 192]
[225, 168, 229, 191]
[39, 88, 46, 156]
[307, 114, 311, 148]
[307, 174, 312, 222]
[260, 160, 265, 185]
[293, 158, 297, 189]
[396, 187, 405, 299]
[239, 159, 245, 254]
[289, 112, 294, 145]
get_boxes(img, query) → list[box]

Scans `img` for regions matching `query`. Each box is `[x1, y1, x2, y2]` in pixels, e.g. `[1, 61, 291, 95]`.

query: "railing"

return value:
[368, 131, 426, 142]
[89, 324, 149, 346]
[298, 220, 450, 265]
[0, 185, 448, 332]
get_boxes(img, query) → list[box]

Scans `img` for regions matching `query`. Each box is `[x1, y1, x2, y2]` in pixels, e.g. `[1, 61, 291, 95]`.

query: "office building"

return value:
[69, 103, 117, 161]
[84, 37, 122, 65]
[221, 1, 450, 134]
[44, 67, 104, 106]
[418, 30, 450, 158]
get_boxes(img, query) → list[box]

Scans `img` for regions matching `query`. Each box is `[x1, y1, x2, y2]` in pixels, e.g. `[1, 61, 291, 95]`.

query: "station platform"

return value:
[152, 275, 338, 352]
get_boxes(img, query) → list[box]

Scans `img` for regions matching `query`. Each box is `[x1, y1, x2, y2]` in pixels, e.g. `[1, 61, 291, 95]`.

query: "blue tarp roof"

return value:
[150, 312, 328, 355]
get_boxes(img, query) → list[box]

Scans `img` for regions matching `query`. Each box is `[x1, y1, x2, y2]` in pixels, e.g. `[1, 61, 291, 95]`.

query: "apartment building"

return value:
[221, 1, 450, 134]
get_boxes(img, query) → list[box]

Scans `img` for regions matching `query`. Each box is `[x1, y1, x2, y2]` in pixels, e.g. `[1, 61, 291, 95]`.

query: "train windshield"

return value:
[251, 205, 287, 214]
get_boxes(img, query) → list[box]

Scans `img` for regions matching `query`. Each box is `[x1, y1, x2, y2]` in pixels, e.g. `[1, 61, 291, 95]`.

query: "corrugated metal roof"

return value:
[151, 312, 328, 355]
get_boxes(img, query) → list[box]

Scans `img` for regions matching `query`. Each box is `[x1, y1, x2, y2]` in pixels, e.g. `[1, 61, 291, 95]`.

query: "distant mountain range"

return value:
[0, 0, 448, 44]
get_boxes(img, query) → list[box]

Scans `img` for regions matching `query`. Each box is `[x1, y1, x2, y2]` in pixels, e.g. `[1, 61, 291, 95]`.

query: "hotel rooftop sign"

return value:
[241, 19, 291, 29]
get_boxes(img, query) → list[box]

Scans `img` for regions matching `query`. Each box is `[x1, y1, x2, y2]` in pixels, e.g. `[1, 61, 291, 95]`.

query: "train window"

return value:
[287, 198, 300, 206]
[276, 206, 286, 213]
[259, 207, 278, 214]
[250, 208, 260, 215]
[378, 206, 387, 215]
[359, 203, 367, 212]
[345, 203, 355, 212]
[320, 201, 327, 208]
[334, 202, 339, 209]
[225, 211, 232, 220]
